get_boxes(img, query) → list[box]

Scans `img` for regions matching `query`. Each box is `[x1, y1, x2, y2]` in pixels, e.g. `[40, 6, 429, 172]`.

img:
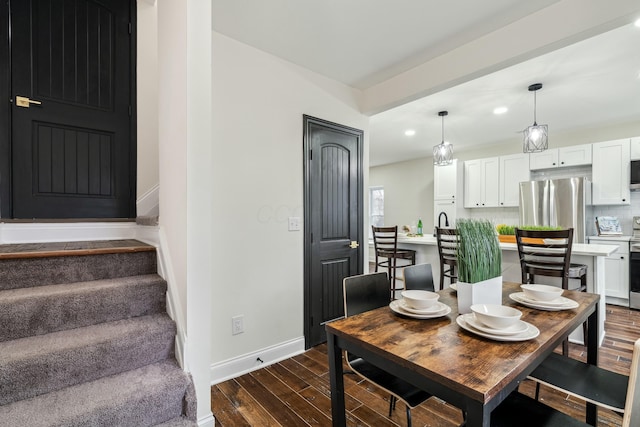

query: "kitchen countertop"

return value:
[588, 235, 631, 242]
[370, 234, 620, 257]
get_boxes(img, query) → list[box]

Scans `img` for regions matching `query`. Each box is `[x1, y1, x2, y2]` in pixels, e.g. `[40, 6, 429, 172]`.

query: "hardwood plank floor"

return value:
[211, 304, 639, 426]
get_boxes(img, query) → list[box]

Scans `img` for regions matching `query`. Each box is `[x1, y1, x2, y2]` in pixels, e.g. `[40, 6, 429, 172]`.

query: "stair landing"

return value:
[0, 239, 155, 260]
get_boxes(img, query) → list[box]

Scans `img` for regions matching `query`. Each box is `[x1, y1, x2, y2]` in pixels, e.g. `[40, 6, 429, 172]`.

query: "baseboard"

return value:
[210, 337, 305, 385]
[136, 184, 159, 217]
[0, 222, 139, 243]
[198, 413, 215, 427]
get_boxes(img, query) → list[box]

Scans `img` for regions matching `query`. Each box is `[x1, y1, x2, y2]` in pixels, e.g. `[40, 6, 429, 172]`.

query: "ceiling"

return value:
[212, 1, 640, 166]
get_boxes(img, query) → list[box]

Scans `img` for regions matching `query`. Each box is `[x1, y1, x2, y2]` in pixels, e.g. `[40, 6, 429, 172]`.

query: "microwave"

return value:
[632, 160, 640, 190]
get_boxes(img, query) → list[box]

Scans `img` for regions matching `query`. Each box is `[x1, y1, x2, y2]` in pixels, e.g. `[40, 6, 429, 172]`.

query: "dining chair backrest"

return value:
[435, 227, 459, 289]
[623, 338, 640, 427]
[402, 263, 435, 292]
[343, 272, 390, 317]
[515, 228, 574, 289]
[371, 225, 399, 256]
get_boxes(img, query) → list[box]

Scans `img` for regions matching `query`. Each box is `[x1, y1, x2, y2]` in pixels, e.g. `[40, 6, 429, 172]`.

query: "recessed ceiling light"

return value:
[493, 106, 508, 115]
[404, 129, 416, 136]
[634, 18, 640, 27]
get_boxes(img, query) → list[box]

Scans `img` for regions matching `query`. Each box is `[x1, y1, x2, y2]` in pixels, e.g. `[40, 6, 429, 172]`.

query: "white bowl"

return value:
[401, 290, 439, 309]
[470, 304, 522, 330]
[521, 284, 564, 302]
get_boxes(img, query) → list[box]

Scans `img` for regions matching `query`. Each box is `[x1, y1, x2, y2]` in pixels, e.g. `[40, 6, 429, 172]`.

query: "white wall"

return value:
[158, 1, 213, 425]
[211, 32, 368, 365]
[136, 2, 159, 210]
[370, 121, 640, 232]
[369, 158, 432, 231]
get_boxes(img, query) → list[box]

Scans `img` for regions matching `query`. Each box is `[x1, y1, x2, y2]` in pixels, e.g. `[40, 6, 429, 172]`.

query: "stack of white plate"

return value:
[509, 292, 579, 311]
[389, 299, 451, 319]
[456, 313, 540, 341]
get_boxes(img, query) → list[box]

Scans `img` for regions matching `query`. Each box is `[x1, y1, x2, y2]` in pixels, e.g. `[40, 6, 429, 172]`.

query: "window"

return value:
[369, 186, 384, 228]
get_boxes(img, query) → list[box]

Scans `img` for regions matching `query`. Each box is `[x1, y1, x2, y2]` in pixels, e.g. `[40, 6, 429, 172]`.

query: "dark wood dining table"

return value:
[325, 281, 599, 427]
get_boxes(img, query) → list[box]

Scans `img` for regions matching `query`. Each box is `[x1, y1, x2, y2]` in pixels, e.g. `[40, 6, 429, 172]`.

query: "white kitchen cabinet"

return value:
[631, 137, 640, 160]
[529, 149, 559, 170]
[499, 153, 529, 207]
[558, 144, 592, 166]
[464, 157, 499, 208]
[592, 139, 630, 205]
[529, 144, 592, 170]
[434, 159, 458, 200]
[589, 237, 629, 304]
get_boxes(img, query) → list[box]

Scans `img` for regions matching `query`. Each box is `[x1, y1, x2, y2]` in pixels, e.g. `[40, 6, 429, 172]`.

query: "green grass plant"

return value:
[495, 224, 562, 235]
[457, 219, 502, 283]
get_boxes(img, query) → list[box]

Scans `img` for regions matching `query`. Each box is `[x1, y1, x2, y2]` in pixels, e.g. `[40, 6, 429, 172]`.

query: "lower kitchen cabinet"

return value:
[589, 237, 629, 305]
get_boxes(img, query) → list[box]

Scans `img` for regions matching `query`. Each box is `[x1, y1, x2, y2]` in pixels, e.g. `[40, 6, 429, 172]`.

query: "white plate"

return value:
[390, 300, 451, 319]
[457, 314, 540, 342]
[519, 291, 572, 306]
[465, 314, 529, 336]
[399, 299, 447, 315]
[509, 292, 579, 311]
[449, 283, 457, 291]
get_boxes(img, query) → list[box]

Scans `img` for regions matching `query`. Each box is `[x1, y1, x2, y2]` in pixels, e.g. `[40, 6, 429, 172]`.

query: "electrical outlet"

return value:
[232, 315, 244, 335]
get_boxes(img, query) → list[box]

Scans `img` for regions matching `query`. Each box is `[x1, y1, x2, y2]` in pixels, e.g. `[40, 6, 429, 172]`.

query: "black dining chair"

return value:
[515, 227, 588, 356]
[372, 226, 417, 300]
[402, 263, 435, 292]
[491, 337, 640, 427]
[435, 227, 459, 290]
[343, 272, 431, 427]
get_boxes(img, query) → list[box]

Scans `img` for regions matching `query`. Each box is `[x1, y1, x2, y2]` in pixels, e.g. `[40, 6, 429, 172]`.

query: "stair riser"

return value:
[0, 251, 157, 290]
[0, 276, 167, 342]
[0, 316, 176, 406]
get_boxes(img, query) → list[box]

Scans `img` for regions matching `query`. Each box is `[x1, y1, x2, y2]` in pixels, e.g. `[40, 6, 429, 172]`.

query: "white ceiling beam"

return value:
[361, 0, 640, 115]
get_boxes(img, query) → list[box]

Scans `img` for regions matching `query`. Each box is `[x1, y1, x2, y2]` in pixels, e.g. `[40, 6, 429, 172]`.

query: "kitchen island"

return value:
[369, 234, 619, 345]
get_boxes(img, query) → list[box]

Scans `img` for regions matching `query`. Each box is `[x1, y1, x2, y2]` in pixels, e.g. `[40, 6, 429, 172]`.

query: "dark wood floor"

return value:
[211, 304, 639, 426]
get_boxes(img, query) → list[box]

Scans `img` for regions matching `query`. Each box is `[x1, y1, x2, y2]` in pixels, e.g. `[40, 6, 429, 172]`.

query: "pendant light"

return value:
[522, 83, 548, 153]
[433, 111, 453, 166]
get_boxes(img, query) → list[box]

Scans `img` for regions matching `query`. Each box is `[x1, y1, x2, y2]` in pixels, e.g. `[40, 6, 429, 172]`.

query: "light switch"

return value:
[288, 217, 301, 231]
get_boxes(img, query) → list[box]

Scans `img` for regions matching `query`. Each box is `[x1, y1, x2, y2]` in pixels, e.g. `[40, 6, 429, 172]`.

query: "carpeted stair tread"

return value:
[154, 416, 198, 427]
[0, 250, 157, 290]
[0, 360, 192, 427]
[0, 274, 167, 342]
[0, 314, 176, 406]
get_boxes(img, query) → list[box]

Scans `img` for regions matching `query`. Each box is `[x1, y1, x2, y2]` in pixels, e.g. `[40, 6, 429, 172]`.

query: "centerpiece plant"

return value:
[456, 218, 502, 313]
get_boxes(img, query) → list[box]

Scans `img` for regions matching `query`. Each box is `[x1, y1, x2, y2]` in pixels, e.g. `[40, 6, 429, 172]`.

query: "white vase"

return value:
[456, 276, 503, 314]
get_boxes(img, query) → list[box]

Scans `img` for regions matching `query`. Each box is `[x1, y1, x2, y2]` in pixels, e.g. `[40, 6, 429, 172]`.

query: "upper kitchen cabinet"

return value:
[529, 144, 592, 170]
[631, 137, 640, 161]
[434, 159, 458, 200]
[499, 153, 530, 207]
[592, 139, 630, 205]
[464, 157, 499, 208]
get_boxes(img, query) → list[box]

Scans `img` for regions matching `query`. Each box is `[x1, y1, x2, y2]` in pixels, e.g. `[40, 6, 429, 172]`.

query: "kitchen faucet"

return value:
[438, 211, 449, 228]
[433, 211, 450, 236]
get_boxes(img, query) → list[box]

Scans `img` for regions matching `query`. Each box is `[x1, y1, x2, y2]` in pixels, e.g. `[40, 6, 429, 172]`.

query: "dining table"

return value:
[325, 281, 599, 427]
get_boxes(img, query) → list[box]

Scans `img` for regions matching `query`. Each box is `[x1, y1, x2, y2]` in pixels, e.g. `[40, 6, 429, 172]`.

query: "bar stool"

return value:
[515, 227, 588, 356]
[371, 226, 416, 300]
[435, 227, 459, 291]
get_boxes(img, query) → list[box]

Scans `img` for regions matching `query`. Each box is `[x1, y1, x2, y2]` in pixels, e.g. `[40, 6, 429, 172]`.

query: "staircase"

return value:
[0, 239, 197, 427]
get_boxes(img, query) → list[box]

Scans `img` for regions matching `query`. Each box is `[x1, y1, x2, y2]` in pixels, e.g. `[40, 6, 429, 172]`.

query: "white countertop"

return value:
[374, 234, 620, 257]
[588, 235, 632, 242]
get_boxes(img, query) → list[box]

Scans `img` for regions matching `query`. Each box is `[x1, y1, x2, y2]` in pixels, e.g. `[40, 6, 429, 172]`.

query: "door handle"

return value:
[15, 96, 42, 108]
[349, 241, 360, 249]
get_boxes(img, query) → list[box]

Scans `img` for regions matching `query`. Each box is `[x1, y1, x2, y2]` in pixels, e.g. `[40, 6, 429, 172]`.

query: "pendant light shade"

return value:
[433, 111, 453, 166]
[523, 83, 548, 153]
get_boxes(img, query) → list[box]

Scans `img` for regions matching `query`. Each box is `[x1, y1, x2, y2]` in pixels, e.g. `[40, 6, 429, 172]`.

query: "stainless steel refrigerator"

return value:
[519, 177, 590, 243]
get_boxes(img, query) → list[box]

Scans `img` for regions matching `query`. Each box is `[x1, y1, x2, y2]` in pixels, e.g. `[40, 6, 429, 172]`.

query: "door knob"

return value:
[16, 96, 42, 108]
[349, 241, 360, 249]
